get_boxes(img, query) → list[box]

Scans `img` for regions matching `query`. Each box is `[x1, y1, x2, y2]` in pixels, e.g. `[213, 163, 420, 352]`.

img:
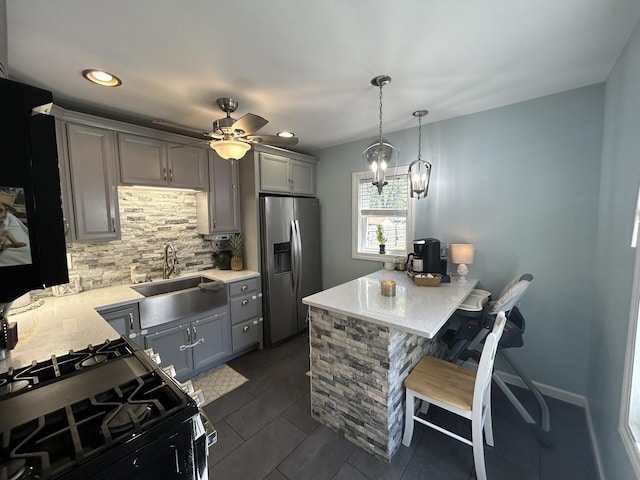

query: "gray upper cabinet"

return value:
[196, 151, 241, 234]
[259, 152, 316, 196]
[118, 133, 208, 190]
[60, 122, 120, 242]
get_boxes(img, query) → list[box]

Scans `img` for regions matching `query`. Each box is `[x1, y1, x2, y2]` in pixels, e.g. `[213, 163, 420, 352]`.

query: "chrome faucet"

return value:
[163, 243, 178, 279]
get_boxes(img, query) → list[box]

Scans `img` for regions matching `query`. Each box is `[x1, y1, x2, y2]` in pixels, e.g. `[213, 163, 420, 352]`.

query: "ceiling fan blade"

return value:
[232, 113, 268, 135]
[168, 139, 212, 148]
[247, 135, 299, 147]
[152, 119, 210, 137]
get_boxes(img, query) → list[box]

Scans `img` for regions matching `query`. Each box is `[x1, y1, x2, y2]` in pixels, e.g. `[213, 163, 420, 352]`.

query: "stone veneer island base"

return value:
[303, 270, 477, 463]
[309, 306, 440, 462]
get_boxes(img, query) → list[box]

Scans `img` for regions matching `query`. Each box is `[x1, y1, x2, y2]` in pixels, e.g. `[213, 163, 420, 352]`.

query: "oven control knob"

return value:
[162, 365, 177, 378]
[189, 389, 205, 407]
[149, 352, 162, 365]
[180, 380, 195, 394]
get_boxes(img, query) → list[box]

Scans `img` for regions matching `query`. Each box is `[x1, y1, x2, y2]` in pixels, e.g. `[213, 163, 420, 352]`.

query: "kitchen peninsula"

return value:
[302, 270, 478, 462]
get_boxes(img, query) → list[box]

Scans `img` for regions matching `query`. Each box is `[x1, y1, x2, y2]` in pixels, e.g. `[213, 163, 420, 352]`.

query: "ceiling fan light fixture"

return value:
[277, 131, 295, 138]
[210, 139, 251, 160]
[82, 69, 122, 87]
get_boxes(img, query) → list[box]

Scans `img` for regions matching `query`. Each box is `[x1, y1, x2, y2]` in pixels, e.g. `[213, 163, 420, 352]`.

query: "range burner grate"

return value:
[1, 371, 186, 479]
[0, 338, 134, 398]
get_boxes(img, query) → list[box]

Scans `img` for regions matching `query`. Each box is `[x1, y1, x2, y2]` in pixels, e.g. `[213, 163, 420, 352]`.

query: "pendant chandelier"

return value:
[363, 75, 398, 195]
[408, 110, 432, 199]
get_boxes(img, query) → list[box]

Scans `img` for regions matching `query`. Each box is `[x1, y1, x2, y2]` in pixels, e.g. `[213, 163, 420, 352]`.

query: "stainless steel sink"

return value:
[132, 276, 228, 330]
[132, 276, 208, 297]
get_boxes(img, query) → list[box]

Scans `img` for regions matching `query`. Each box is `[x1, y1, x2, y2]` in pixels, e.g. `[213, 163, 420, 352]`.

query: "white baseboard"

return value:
[496, 369, 606, 479]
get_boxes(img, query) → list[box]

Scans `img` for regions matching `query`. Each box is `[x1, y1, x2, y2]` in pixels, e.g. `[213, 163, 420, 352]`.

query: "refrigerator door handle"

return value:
[291, 219, 299, 294]
[294, 219, 303, 294]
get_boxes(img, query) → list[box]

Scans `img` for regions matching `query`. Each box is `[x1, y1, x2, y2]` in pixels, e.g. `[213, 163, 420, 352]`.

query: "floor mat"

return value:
[190, 364, 249, 405]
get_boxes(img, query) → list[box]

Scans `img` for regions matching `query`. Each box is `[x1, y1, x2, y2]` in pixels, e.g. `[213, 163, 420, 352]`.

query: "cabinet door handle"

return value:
[128, 313, 134, 331]
[112, 217, 116, 233]
[192, 326, 197, 338]
[241, 284, 249, 291]
[169, 168, 174, 182]
[179, 338, 205, 351]
[242, 325, 251, 333]
[242, 299, 249, 306]
[163, 167, 167, 181]
[186, 326, 191, 342]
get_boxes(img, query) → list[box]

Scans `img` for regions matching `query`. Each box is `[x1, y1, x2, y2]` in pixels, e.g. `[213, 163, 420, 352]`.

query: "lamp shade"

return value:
[211, 139, 251, 160]
[450, 244, 475, 264]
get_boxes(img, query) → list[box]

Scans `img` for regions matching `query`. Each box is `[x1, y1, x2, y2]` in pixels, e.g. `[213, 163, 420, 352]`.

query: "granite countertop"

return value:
[1, 268, 260, 370]
[302, 270, 478, 339]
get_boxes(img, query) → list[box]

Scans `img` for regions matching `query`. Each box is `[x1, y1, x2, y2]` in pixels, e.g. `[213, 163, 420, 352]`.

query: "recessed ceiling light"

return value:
[82, 69, 122, 87]
[277, 131, 295, 138]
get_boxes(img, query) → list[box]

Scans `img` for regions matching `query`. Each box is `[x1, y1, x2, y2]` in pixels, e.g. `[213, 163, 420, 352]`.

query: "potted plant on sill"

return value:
[229, 233, 244, 271]
[376, 224, 387, 254]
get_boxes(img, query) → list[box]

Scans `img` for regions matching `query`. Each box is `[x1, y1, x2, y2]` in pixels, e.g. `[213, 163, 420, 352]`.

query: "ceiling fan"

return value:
[152, 97, 298, 160]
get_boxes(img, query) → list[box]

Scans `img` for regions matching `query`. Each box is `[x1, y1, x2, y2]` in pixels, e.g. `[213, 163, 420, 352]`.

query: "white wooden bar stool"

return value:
[402, 311, 507, 480]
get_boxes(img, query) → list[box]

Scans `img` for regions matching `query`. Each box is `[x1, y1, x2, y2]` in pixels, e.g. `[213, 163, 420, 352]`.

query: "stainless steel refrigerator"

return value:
[260, 196, 322, 346]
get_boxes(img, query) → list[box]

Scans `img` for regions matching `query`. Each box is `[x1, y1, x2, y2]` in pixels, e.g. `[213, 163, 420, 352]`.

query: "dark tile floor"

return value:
[203, 333, 597, 480]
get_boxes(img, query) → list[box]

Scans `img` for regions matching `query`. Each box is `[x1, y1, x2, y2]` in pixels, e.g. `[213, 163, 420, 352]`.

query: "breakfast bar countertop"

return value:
[302, 270, 478, 339]
[1, 268, 260, 370]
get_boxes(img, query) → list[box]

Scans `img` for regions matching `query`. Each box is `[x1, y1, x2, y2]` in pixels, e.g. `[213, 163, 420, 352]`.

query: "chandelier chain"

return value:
[418, 115, 422, 160]
[378, 84, 384, 147]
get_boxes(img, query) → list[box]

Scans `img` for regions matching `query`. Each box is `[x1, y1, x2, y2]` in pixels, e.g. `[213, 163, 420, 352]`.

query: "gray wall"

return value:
[315, 84, 605, 396]
[590, 20, 640, 480]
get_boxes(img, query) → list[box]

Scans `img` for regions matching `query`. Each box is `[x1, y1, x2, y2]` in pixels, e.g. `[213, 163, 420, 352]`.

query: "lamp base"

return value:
[456, 263, 469, 282]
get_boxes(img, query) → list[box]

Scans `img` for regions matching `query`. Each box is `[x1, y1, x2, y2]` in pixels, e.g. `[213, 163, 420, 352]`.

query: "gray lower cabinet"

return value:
[98, 303, 143, 347]
[228, 277, 263, 351]
[143, 309, 231, 380]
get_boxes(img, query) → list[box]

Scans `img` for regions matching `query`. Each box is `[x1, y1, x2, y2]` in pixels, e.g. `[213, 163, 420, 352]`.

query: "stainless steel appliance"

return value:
[0, 337, 216, 479]
[260, 196, 322, 347]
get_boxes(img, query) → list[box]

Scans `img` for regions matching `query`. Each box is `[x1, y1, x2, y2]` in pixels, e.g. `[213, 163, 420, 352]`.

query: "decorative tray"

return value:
[407, 272, 442, 287]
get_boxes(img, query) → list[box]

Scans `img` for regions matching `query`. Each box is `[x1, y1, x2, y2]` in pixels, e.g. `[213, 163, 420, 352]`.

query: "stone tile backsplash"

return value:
[50, 187, 214, 295]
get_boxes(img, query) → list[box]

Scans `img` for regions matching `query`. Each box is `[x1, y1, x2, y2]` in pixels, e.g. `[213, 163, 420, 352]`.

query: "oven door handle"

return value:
[179, 338, 205, 351]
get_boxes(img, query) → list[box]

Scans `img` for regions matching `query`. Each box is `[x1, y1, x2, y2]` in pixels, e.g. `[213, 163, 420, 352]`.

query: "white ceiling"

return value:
[5, 1, 640, 155]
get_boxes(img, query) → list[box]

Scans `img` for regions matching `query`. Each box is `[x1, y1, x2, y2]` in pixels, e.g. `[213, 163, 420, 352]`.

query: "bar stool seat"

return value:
[402, 311, 507, 480]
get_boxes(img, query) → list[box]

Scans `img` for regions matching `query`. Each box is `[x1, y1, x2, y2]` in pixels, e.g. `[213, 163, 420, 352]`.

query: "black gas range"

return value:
[0, 337, 215, 480]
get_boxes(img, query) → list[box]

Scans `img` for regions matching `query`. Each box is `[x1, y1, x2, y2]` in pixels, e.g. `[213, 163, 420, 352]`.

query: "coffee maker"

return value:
[407, 238, 441, 273]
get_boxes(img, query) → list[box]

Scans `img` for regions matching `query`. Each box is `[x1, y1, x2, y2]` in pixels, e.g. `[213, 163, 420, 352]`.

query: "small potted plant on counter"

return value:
[229, 233, 244, 271]
[376, 224, 387, 254]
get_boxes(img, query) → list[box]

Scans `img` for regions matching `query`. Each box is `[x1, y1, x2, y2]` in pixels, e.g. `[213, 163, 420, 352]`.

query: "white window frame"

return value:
[620, 184, 640, 477]
[351, 165, 415, 262]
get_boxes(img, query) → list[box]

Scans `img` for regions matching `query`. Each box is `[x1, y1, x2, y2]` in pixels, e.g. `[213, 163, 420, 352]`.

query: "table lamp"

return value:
[450, 244, 475, 282]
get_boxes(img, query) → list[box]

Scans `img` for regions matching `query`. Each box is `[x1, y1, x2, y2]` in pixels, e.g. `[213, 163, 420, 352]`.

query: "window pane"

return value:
[364, 215, 407, 252]
[359, 176, 408, 210]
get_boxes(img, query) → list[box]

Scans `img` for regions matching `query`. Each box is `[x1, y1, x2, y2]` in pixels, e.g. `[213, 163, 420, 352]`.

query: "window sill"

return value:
[353, 251, 406, 262]
[620, 423, 640, 477]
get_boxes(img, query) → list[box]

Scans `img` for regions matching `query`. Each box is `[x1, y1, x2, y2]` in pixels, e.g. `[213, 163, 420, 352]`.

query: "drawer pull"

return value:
[253, 320, 258, 325]
[241, 284, 249, 291]
[242, 325, 251, 333]
[242, 299, 250, 306]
